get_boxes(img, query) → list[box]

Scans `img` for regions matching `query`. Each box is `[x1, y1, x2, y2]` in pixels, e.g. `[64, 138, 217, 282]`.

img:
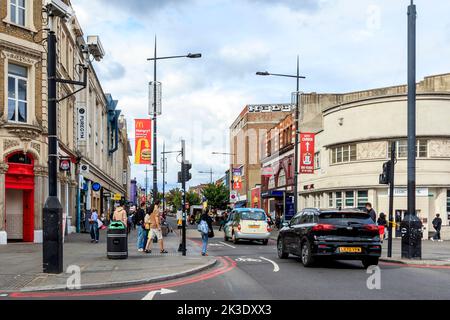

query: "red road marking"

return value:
[9, 256, 237, 299]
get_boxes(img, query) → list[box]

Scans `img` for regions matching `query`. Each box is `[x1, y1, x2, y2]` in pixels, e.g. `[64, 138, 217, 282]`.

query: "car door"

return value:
[225, 212, 234, 238]
[292, 212, 309, 254]
[285, 213, 302, 253]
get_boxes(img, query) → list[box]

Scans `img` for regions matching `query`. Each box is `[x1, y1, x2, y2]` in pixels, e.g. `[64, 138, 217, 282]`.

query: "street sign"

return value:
[299, 133, 315, 174]
[230, 190, 238, 203]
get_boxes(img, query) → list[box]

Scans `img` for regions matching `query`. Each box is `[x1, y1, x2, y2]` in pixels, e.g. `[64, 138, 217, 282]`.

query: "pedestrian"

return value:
[198, 208, 214, 256]
[113, 201, 128, 227]
[275, 214, 281, 230]
[431, 214, 443, 242]
[145, 200, 168, 254]
[218, 213, 225, 231]
[134, 203, 147, 252]
[364, 202, 377, 223]
[377, 212, 387, 241]
[89, 208, 99, 243]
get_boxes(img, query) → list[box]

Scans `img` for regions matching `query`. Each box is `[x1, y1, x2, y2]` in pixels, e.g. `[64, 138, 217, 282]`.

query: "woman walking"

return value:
[199, 208, 214, 256]
[377, 212, 388, 241]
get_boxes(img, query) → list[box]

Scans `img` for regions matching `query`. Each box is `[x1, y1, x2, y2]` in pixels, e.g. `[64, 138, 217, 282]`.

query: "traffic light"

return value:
[379, 160, 392, 185]
[178, 161, 192, 183]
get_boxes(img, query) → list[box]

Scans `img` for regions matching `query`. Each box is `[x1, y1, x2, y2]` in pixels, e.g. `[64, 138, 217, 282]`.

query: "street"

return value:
[3, 217, 450, 300]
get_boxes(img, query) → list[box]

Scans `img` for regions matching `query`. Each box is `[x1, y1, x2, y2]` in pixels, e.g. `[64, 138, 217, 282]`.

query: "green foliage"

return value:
[166, 188, 182, 212]
[202, 183, 229, 210]
[186, 191, 202, 206]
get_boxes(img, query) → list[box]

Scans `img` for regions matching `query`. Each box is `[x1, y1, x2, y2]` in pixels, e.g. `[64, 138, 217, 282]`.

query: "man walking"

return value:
[431, 214, 443, 242]
[134, 203, 146, 252]
[89, 208, 99, 243]
[145, 200, 168, 254]
[365, 202, 377, 223]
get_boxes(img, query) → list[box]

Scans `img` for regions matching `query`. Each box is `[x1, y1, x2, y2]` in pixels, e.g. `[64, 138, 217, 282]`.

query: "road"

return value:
[2, 216, 450, 300]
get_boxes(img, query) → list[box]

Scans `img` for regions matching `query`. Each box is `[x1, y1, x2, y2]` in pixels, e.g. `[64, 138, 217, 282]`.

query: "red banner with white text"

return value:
[299, 133, 315, 174]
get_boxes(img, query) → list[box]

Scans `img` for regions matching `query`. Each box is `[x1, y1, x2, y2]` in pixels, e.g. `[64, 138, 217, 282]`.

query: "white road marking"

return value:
[235, 257, 263, 262]
[219, 242, 236, 249]
[260, 256, 280, 272]
[209, 243, 224, 247]
[0, 294, 8, 297]
[141, 288, 177, 300]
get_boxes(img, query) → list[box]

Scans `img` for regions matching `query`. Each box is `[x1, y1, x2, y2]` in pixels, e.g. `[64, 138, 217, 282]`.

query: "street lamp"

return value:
[146, 37, 201, 205]
[256, 56, 306, 220]
[199, 168, 214, 184]
[161, 143, 184, 213]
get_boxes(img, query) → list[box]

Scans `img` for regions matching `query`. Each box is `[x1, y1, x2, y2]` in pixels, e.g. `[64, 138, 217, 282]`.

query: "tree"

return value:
[186, 191, 201, 206]
[202, 183, 229, 210]
[166, 188, 182, 212]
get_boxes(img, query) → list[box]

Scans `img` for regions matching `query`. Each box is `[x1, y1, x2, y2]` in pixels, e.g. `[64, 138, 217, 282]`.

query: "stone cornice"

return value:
[1, 123, 43, 141]
[0, 163, 9, 175]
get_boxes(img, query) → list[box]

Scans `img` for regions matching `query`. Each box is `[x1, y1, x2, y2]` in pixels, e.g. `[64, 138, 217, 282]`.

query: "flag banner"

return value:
[299, 133, 315, 174]
[135, 119, 152, 165]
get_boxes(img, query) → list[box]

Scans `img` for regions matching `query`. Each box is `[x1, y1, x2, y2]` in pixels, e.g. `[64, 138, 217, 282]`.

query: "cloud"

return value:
[247, 0, 321, 11]
[95, 61, 126, 81]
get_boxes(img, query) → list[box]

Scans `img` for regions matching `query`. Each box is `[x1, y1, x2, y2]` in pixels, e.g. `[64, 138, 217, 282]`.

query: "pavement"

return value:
[269, 228, 450, 266]
[0, 226, 216, 293]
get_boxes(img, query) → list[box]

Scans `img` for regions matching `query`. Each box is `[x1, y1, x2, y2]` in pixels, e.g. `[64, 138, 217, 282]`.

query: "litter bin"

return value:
[107, 221, 128, 259]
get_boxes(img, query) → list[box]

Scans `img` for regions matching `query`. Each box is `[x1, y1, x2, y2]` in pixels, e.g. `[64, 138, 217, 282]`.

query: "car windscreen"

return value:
[319, 212, 374, 225]
[240, 211, 266, 221]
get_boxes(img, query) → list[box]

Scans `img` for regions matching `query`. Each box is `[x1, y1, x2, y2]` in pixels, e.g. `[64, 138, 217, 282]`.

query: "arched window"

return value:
[277, 168, 286, 187]
[7, 152, 32, 164]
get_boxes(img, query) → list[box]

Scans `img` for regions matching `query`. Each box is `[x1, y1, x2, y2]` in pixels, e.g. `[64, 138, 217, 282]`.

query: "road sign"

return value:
[92, 182, 101, 192]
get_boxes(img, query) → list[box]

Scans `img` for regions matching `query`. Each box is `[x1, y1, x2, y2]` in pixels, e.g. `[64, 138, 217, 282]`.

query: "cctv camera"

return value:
[44, 0, 73, 20]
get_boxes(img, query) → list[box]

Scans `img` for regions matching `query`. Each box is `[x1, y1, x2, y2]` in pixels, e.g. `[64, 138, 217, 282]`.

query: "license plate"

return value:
[339, 247, 362, 253]
[249, 225, 260, 229]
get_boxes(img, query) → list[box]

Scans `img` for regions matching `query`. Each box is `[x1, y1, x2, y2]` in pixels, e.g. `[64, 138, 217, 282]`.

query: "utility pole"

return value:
[388, 143, 396, 258]
[402, 0, 422, 259]
[199, 168, 214, 184]
[162, 142, 167, 213]
[152, 37, 158, 203]
[293, 56, 301, 219]
[181, 140, 187, 256]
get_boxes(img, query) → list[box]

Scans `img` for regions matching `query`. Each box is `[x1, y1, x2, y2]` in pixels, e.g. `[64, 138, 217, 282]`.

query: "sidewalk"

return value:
[269, 229, 450, 266]
[0, 228, 216, 293]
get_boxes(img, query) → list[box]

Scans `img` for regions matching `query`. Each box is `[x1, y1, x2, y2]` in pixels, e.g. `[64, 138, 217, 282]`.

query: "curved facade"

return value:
[298, 76, 450, 239]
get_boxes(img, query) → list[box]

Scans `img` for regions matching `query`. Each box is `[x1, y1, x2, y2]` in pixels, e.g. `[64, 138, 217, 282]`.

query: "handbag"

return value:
[208, 229, 215, 238]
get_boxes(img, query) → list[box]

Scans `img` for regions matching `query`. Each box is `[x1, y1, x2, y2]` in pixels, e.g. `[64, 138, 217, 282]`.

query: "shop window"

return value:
[8, 63, 28, 123]
[345, 191, 354, 207]
[328, 192, 333, 208]
[336, 191, 342, 208]
[357, 190, 368, 210]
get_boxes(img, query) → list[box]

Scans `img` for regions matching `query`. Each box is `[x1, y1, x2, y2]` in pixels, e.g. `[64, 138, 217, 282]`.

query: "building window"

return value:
[8, 63, 28, 123]
[357, 190, 368, 210]
[314, 194, 321, 208]
[314, 152, 320, 170]
[328, 192, 334, 207]
[336, 191, 342, 208]
[390, 140, 428, 158]
[10, 0, 26, 26]
[447, 190, 450, 215]
[345, 191, 355, 207]
[330, 144, 357, 164]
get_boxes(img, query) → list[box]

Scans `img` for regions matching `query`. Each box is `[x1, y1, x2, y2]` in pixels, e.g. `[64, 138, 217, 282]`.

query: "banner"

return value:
[135, 119, 152, 165]
[77, 104, 87, 141]
[299, 133, 315, 174]
[232, 167, 242, 190]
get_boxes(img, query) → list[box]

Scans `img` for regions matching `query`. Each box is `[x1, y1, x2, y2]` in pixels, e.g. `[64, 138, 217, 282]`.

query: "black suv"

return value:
[277, 208, 382, 268]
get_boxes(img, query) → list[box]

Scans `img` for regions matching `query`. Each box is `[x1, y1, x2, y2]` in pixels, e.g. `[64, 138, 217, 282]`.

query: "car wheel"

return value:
[232, 232, 239, 244]
[224, 232, 229, 241]
[362, 257, 379, 269]
[277, 238, 289, 259]
[301, 240, 315, 267]
[262, 239, 269, 246]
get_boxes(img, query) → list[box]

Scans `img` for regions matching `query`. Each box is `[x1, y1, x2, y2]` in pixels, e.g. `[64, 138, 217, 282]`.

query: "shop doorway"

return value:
[4, 152, 35, 242]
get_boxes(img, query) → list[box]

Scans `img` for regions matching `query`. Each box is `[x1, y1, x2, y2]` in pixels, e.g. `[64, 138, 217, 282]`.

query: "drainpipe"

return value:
[109, 110, 121, 155]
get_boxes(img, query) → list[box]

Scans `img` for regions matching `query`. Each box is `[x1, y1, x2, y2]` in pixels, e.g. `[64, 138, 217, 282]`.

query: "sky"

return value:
[71, 0, 450, 192]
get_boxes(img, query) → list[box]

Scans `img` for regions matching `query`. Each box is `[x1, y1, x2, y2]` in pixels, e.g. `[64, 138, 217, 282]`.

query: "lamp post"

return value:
[161, 144, 183, 213]
[147, 38, 201, 204]
[256, 56, 306, 218]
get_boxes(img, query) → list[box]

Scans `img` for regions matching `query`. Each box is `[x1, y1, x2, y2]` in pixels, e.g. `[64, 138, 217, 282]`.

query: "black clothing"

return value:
[134, 208, 145, 226]
[432, 217, 442, 231]
[365, 208, 377, 223]
[377, 217, 387, 227]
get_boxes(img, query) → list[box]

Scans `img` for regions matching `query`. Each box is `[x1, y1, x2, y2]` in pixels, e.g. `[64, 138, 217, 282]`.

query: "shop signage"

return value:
[261, 166, 274, 177]
[92, 182, 101, 192]
[299, 133, 315, 174]
[59, 158, 71, 172]
[113, 193, 122, 201]
[135, 119, 152, 165]
[284, 195, 295, 221]
[77, 105, 87, 141]
[388, 188, 429, 197]
[248, 105, 293, 113]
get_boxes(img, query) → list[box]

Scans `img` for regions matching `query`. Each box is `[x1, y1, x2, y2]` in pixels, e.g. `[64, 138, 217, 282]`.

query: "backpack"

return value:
[197, 220, 209, 234]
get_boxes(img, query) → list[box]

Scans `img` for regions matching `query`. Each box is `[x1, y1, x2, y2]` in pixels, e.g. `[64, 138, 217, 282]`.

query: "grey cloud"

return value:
[96, 61, 126, 81]
[98, 0, 189, 14]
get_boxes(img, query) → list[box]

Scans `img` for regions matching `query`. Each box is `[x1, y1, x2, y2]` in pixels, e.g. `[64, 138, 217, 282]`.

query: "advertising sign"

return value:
[135, 119, 152, 165]
[59, 158, 71, 172]
[113, 193, 122, 201]
[299, 133, 315, 174]
[284, 195, 295, 221]
[251, 187, 261, 208]
[77, 105, 87, 141]
[232, 167, 243, 190]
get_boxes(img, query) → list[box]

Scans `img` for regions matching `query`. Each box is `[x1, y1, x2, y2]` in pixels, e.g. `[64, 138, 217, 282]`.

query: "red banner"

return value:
[135, 119, 152, 165]
[299, 133, 315, 174]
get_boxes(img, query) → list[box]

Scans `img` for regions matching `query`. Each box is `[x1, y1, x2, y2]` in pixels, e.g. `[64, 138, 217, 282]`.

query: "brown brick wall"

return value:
[0, 1, 43, 43]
